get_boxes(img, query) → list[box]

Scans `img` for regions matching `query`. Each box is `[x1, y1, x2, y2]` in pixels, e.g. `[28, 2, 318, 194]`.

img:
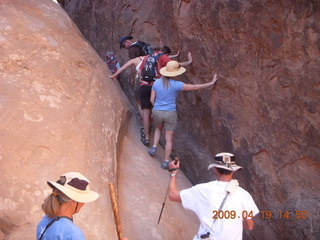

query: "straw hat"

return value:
[208, 152, 242, 172]
[47, 172, 99, 203]
[159, 61, 186, 77]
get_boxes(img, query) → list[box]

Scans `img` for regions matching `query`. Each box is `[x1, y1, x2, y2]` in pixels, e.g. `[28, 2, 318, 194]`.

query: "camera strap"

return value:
[200, 180, 239, 239]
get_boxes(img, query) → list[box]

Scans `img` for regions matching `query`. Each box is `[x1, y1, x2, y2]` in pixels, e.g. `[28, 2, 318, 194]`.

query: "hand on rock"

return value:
[211, 73, 219, 85]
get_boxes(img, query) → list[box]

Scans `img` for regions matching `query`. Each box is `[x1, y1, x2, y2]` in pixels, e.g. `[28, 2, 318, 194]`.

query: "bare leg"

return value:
[142, 108, 151, 140]
[164, 130, 174, 161]
[153, 125, 163, 147]
[136, 100, 143, 118]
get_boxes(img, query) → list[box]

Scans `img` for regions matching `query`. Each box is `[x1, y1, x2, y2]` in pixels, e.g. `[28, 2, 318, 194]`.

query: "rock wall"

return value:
[0, 0, 129, 239]
[61, 0, 320, 239]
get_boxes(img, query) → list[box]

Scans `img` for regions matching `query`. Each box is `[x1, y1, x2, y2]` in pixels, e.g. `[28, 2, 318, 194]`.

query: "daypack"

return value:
[105, 52, 120, 74]
[131, 41, 153, 56]
[141, 53, 164, 82]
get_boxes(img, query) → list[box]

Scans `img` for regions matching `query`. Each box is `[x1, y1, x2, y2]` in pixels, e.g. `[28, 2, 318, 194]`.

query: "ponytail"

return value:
[162, 76, 170, 89]
[41, 189, 71, 217]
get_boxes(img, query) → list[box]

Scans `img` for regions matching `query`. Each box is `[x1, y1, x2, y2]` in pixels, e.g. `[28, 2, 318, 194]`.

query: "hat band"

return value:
[214, 155, 235, 162]
[63, 184, 92, 194]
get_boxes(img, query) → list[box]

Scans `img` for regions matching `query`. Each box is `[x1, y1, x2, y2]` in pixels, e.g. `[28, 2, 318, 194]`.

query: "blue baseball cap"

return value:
[119, 35, 133, 49]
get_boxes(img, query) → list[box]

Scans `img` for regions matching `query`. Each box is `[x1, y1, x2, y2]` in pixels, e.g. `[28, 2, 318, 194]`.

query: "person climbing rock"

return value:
[168, 153, 259, 239]
[138, 48, 193, 147]
[111, 55, 145, 121]
[149, 60, 217, 170]
[110, 46, 179, 137]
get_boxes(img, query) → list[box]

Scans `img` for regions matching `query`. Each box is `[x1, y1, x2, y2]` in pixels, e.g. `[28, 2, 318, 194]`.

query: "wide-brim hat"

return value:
[208, 152, 242, 172]
[47, 172, 99, 203]
[119, 35, 133, 49]
[159, 60, 186, 77]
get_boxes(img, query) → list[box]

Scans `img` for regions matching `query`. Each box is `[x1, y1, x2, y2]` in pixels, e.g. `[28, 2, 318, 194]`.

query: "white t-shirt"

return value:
[180, 180, 259, 240]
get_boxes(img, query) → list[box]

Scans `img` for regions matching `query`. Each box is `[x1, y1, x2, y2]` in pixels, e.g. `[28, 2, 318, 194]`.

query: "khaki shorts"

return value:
[152, 110, 177, 131]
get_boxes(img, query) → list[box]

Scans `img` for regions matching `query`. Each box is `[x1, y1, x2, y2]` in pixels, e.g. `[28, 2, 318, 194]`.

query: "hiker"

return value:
[168, 153, 259, 240]
[148, 61, 218, 169]
[110, 46, 180, 80]
[105, 51, 121, 74]
[138, 48, 193, 146]
[119, 35, 152, 59]
[110, 46, 176, 128]
[36, 172, 99, 240]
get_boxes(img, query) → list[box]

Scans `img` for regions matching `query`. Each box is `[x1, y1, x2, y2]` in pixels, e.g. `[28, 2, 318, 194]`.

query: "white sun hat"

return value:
[208, 152, 242, 172]
[47, 172, 99, 203]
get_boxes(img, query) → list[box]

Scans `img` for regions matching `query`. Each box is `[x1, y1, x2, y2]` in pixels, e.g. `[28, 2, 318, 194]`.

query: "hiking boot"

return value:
[141, 136, 149, 147]
[161, 160, 169, 170]
[148, 146, 157, 156]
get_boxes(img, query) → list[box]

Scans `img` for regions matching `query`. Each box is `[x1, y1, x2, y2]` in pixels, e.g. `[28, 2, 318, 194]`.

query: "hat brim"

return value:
[48, 181, 99, 203]
[208, 163, 242, 172]
[159, 66, 186, 77]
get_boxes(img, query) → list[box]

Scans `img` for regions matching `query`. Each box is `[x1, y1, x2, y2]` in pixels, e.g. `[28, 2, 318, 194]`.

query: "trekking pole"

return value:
[157, 157, 179, 224]
[109, 183, 123, 240]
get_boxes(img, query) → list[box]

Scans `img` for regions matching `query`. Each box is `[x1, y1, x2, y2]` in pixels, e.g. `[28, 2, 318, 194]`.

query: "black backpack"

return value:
[141, 53, 164, 82]
[131, 41, 153, 56]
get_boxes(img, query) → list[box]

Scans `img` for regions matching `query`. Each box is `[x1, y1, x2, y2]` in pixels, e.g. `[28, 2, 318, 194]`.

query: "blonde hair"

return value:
[162, 76, 170, 89]
[42, 188, 71, 217]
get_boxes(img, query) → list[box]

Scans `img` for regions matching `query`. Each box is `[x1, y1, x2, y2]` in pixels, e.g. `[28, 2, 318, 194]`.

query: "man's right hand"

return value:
[169, 157, 180, 173]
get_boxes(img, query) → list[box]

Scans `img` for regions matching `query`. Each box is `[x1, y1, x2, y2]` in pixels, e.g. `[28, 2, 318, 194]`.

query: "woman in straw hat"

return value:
[110, 46, 180, 142]
[36, 172, 99, 240]
[148, 60, 219, 169]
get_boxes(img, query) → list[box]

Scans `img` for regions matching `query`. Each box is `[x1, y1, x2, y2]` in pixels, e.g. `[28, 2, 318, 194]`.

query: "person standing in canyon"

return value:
[36, 172, 99, 240]
[111, 46, 179, 136]
[168, 152, 259, 240]
[138, 49, 193, 147]
[148, 61, 217, 169]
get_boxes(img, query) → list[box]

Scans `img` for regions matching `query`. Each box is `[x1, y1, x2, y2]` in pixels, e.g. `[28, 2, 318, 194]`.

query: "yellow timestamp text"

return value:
[212, 210, 254, 219]
[260, 210, 308, 220]
[211, 210, 309, 220]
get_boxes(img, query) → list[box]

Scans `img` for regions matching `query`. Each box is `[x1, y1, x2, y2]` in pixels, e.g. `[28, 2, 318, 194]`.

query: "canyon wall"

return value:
[0, 0, 129, 239]
[63, 0, 320, 239]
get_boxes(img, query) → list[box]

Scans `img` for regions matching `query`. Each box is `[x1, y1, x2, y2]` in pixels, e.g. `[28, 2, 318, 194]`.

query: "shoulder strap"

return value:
[38, 216, 72, 240]
[204, 181, 239, 237]
[155, 52, 164, 60]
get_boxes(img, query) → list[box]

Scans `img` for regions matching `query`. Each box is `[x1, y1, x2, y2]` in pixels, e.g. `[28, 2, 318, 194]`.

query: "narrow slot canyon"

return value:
[0, 0, 319, 240]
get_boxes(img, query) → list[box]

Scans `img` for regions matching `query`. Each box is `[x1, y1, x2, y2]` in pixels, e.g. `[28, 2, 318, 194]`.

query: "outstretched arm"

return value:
[110, 58, 136, 79]
[178, 52, 192, 67]
[168, 50, 180, 58]
[182, 73, 219, 91]
[168, 159, 182, 202]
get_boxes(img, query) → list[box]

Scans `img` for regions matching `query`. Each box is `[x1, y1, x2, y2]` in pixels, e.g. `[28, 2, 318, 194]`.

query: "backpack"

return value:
[131, 41, 153, 56]
[141, 53, 164, 82]
[105, 52, 120, 74]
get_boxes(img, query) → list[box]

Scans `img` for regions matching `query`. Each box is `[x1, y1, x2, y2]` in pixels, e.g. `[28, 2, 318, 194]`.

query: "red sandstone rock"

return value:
[0, 1, 199, 240]
[63, 0, 320, 239]
[0, 0, 128, 239]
